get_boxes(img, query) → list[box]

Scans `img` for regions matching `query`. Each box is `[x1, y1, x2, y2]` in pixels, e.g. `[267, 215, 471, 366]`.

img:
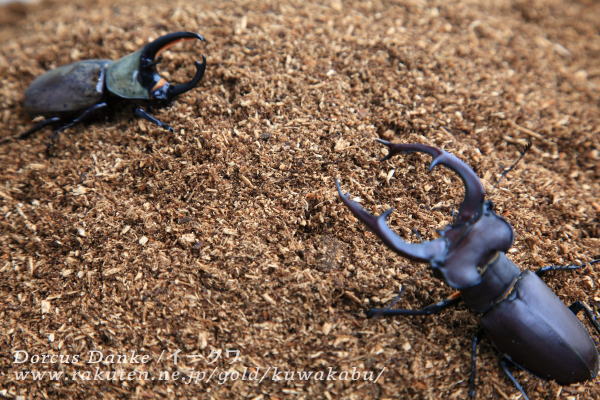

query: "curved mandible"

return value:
[139, 31, 207, 98]
[140, 31, 206, 64]
[377, 140, 485, 224]
[167, 56, 206, 98]
[336, 180, 447, 263]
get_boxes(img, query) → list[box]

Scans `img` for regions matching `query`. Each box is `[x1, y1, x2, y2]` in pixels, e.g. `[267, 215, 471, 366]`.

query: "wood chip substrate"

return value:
[0, 0, 598, 399]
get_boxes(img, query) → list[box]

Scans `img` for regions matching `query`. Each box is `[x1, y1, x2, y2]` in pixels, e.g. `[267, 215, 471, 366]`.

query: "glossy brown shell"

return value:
[482, 271, 599, 384]
[24, 59, 111, 116]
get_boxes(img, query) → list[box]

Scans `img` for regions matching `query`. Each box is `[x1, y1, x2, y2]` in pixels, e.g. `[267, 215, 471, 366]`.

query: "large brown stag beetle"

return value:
[336, 140, 599, 399]
[7, 31, 206, 144]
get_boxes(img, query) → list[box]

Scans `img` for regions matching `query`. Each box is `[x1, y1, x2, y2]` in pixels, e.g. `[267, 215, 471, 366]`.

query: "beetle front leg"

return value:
[367, 291, 461, 317]
[134, 106, 174, 132]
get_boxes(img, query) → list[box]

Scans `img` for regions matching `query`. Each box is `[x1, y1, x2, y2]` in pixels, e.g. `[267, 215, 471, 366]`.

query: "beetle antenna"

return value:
[492, 141, 531, 191]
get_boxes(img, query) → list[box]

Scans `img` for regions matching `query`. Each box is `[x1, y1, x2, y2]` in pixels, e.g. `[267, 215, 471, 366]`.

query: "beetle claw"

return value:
[166, 56, 207, 99]
[377, 140, 485, 224]
[377, 139, 394, 161]
[141, 32, 206, 62]
[138, 32, 207, 101]
[428, 154, 446, 171]
[336, 179, 447, 262]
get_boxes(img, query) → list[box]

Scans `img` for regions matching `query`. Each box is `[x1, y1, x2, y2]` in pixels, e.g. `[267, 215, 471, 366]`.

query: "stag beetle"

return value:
[336, 140, 599, 399]
[10, 31, 206, 144]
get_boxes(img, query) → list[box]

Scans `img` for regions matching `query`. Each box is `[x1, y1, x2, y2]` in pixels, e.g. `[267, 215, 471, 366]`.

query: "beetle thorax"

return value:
[105, 50, 150, 100]
[433, 202, 514, 290]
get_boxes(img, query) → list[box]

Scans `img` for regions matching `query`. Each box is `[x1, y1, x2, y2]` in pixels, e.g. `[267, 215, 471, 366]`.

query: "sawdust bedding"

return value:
[0, 0, 598, 399]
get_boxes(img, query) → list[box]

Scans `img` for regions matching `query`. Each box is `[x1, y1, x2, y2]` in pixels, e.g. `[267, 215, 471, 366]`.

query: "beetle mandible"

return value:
[12, 31, 207, 144]
[336, 140, 599, 399]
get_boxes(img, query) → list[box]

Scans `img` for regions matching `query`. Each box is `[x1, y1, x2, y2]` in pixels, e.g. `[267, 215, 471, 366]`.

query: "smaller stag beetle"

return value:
[336, 140, 599, 399]
[8, 31, 206, 144]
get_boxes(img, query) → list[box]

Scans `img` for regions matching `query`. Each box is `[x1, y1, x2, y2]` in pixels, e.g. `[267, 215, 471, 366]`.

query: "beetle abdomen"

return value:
[482, 270, 599, 384]
[24, 60, 111, 115]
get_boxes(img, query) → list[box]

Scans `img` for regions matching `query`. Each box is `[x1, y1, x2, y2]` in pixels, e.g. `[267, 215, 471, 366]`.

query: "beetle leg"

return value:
[468, 328, 484, 399]
[49, 102, 108, 140]
[17, 116, 62, 140]
[499, 358, 530, 400]
[535, 259, 599, 277]
[568, 301, 600, 335]
[367, 291, 461, 317]
[42, 102, 109, 155]
[134, 106, 174, 132]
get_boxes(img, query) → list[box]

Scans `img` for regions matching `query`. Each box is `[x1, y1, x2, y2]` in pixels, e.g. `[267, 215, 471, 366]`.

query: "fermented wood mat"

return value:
[0, 0, 598, 399]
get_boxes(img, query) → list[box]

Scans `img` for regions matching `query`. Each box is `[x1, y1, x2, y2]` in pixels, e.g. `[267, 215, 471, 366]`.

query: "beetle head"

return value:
[106, 31, 206, 101]
[336, 141, 514, 289]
